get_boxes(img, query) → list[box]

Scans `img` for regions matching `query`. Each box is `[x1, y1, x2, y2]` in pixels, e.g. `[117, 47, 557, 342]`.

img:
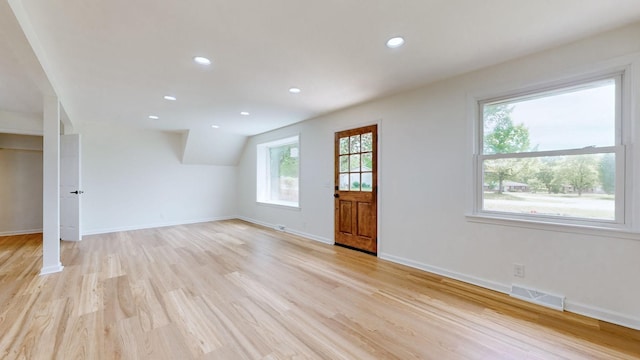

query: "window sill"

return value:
[465, 213, 640, 241]
[256, 201, 301, 211]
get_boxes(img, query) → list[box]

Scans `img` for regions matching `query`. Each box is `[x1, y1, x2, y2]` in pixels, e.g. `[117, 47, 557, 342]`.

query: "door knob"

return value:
[334, 193, 339, 198]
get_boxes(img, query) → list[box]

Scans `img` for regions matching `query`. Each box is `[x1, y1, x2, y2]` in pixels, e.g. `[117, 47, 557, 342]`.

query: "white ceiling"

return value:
[3, 0, 640, 138]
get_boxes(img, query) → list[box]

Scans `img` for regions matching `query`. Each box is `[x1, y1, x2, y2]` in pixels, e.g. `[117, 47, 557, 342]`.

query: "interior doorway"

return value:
[0, 133, 43, 236]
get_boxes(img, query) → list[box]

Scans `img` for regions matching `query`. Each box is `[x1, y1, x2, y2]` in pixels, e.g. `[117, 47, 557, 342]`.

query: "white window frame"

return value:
[256, 135, 300, 208]
[472, 71, 631, 230]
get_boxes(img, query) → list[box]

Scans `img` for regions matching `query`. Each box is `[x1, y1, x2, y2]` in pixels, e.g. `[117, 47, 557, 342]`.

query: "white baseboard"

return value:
[379, 252, 510, 294]
[565, 301, 640, 331]
[0, 228, 43, 236]
[378, 252, 640, 331]
[82, 216, 236, 236]
[40, 264, 64, 275]
[237, 216, 334, 245]
[283, 227, 334, 245]
[235, 216, 273, 229]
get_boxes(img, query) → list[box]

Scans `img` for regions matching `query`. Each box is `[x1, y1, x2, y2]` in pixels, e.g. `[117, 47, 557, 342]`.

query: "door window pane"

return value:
[339, 174, 350, 190]
[361, 173, 372, 192]
[350, 135, 360, 153]
[350, 173, 361, 191]
[361, 152, 372, 171]
[339, 155, 349, 173]
[350, 154, 360, 172]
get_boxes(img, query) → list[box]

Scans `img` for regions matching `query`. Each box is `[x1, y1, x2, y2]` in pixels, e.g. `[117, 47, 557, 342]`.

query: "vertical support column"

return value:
[41, 95, 63, 275]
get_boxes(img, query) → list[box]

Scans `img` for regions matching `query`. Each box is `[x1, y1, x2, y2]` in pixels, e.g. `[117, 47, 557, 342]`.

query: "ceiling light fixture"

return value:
[193, 56, 211, 65]
[163, 95, 177, 101]
[386, 36, 405, 48]
[240, 111, 250, 116]
[148, 115, 159, 120]
[211, 125, 220, 129]
[288, 87, 301, 94]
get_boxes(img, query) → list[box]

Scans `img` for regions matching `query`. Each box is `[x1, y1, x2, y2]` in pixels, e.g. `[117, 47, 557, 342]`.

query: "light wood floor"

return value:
[1, 220, 639, 359]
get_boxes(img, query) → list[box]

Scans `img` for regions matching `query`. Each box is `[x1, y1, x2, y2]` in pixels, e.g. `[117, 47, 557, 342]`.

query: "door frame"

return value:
[332, 119, 382, 255]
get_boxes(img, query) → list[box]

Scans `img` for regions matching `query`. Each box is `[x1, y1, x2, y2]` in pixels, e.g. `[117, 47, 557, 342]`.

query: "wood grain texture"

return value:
[335, 124, 378, 254]
[0, 220, 638, 359]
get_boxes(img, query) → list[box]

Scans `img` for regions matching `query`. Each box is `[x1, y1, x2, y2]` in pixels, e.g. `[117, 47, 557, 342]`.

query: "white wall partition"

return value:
[41, 95, 62, 275]
[80, 122, 237, 235]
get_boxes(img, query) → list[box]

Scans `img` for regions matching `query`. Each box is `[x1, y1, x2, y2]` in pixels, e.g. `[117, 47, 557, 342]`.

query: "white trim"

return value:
[466, 214, 640, 241]
[376, 119, 383, 255]
[479, 145, 617, 160]
[235, 216, 275, 229]
[379, 252, 640, 331]
[255, 201, 301, 210]
[0, 228, 42, 236]
[40, 263, 64, 275]
[237, 216, 334, 245]
[81, 216, 235, 236]
[565, 301, 640, 331]
[236, 216, 274, 232]
[378, 252, 510, 294]
[281, 227, 334, 245]
[0, 128, 43, 136]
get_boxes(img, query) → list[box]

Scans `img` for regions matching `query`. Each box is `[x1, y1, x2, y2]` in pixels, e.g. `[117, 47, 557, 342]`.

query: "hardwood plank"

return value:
[76, 272, 103, 317]
[129, 278, 170, 332]
[0, 222, 638, 359]
[103, 275, 136, 326]
[162, 288, 222, 356]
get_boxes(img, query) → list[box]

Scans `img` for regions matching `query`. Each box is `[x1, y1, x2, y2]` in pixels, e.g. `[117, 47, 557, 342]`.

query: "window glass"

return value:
[483, 154, 615, 220]
[483, 80, 615, 154]
[257, 136, 299, 207]
[477, 76, 622, 224]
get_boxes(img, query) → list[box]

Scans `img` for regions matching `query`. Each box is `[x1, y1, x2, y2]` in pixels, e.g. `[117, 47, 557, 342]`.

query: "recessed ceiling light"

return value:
[386, 36, 405, 48]
[148, 115, 159, 120]
[193, 56, 211, 65]
[211, 125, 220, 129]
[289, 87, 301, 94]
[163, 95, 177, 101]
[240, 111, 250, 116]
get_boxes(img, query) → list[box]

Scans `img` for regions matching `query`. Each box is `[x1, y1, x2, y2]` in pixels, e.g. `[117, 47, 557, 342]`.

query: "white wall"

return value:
[80, 122, 237, 234]
[237, 22, 640, 329]
[0, 134, 43, 235]
[0, 110, 42, 135]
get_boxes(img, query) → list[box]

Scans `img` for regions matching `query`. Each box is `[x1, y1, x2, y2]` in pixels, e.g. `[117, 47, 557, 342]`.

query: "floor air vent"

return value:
[510, 285, 565, 311]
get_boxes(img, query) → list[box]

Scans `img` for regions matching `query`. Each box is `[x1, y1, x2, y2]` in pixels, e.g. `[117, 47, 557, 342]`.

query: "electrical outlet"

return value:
[514, 263, 525, 278]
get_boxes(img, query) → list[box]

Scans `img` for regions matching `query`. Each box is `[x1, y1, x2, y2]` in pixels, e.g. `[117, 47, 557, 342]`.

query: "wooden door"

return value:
[60, 134, 83, 241]
[334, 125, 377, 254]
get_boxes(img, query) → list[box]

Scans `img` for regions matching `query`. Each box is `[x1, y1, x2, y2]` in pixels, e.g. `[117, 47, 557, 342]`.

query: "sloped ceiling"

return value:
[4, 0, 640, 164]
[0, 0, 48, 134]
